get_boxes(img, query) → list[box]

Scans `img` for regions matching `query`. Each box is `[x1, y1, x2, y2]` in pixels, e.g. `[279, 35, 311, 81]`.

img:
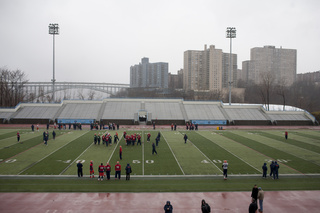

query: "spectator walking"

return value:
[257, 187, 265, 213]
[251, 184, 259, 202]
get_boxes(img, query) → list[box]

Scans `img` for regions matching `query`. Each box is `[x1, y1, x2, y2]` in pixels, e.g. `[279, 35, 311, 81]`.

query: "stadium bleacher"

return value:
[0, 98, 316, 125]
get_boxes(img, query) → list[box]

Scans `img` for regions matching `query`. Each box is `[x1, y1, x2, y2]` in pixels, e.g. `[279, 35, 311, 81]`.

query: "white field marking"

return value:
[18, 131, 88, 175]
[176, 132, 223, 173]
[60, 141, 94, 175]
[196, 131, 262, 173]
[161, 131, 185, 175]
[142, 131, 144, 176]
[188, 139, 223, 173]
[145, 160, 154, 164]
[107, 134, 123, 163]
[5, 159, 17, 163]
[132, 160, 141, 164]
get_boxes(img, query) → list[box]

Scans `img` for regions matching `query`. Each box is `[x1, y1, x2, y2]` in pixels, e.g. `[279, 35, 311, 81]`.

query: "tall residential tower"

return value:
[130, 57, 168, 88]
[183, 45, 237, 91]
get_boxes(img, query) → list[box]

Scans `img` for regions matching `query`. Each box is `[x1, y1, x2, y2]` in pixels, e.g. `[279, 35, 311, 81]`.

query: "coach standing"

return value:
[77, 161, 83, 177]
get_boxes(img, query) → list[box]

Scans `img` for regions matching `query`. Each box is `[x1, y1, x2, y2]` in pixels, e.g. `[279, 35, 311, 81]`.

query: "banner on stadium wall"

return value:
[191, 120, 227, 125]
[57, 119, 95, 124]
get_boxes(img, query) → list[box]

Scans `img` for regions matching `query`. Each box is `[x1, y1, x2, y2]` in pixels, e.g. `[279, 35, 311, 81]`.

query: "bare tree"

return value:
[0, 67, 28, 107]
[88, 90, 96, 100]
[275, 78, 289, 110]
[259, 72, 275, 111]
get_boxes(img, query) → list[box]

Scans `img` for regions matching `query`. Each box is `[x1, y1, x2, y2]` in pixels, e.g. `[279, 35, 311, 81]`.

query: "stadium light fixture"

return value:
[226, 27, 236, 106]
[48, 23, 59, 103]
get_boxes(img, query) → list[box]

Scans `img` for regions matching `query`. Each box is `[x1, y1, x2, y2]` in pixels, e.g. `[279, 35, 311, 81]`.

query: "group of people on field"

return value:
[93, 132, 119, 146]
[77, 160, 132, 181]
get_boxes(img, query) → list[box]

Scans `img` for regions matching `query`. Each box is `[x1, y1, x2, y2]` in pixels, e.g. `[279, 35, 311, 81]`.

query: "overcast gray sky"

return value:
[1, 0, 319, 84]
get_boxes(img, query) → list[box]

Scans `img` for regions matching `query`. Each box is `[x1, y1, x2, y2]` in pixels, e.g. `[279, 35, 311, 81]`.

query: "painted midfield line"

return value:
[161, 131, 185, 175]
[198, 132, 261, 173]
[18, 131, 88, 175]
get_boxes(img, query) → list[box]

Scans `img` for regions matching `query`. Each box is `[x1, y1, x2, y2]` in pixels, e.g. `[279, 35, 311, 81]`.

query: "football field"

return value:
[1, 127, 320, 193]
[1, 128, 320, 176]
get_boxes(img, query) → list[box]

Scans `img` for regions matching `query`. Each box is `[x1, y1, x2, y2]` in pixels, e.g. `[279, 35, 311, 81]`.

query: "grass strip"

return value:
[0, 176, 320, 192]
[256, 131, 320, 154]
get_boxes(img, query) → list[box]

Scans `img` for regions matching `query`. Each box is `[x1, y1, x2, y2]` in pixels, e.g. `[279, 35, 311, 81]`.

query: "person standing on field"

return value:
[125, 163, 132, 180]
[115, 161, 121, 180]
[119, 146, 122, 160]
[152, 142, 157, 155]
[184, 134, 188, 143]
[17, 132, 20, 143]
[105, 162, 111, 180]
[77, 161, 83, 177]
[285, 131, 288, 140]
[262, 163, 267, 178]
[98, 163, 105, 181]
[89, 160, 94, 178]
[52, 130, 56, 140]
[222, 160, 228, 180]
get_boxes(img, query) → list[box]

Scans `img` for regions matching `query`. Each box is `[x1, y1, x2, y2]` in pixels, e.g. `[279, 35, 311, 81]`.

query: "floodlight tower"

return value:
[226, 27, 236, 105]
[48, 23, 59, 103]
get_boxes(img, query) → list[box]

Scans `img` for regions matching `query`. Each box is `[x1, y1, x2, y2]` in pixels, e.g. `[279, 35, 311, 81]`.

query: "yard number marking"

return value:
[5, 159, 16, 163]
[133, 160, 141, 164]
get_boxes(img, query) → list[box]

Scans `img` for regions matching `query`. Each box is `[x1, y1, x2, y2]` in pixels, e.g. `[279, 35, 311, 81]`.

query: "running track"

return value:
[0, 191, 319, 212]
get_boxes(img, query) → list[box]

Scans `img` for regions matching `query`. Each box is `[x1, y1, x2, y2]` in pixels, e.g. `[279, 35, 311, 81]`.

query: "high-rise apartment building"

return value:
[130, 57, 168, 88]
[183, 45, 237, 91]
[242, 46, 297, 86]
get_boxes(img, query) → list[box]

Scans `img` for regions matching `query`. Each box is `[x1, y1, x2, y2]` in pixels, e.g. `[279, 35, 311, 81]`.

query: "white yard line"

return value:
[60, 142, 94, 175]
[107, 134, 123, 163]
[18, 131, 88, 175]
[178, 132, 223, 173]
[197, 132, 261, 173]
[162, 131, 185, 175]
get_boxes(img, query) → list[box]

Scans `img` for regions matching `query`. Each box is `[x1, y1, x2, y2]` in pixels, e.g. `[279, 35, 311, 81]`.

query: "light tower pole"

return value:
[226, 27, 236, 105]
[48, 23, 59, 103]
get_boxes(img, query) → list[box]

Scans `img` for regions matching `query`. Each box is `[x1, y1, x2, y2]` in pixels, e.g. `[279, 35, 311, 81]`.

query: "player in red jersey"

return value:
[137, 134, 141, 145]
[98, 163, 105, 181]
[89, 160, 94, 178]
[115, 161, 121, 180]
[105, 162, 111, 180]
[147, 133, 151, 142]
[119, 146, 122, 160]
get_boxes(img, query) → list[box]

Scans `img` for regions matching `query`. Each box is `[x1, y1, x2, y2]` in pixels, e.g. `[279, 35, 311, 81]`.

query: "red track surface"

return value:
[0, 191, 319, 213]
